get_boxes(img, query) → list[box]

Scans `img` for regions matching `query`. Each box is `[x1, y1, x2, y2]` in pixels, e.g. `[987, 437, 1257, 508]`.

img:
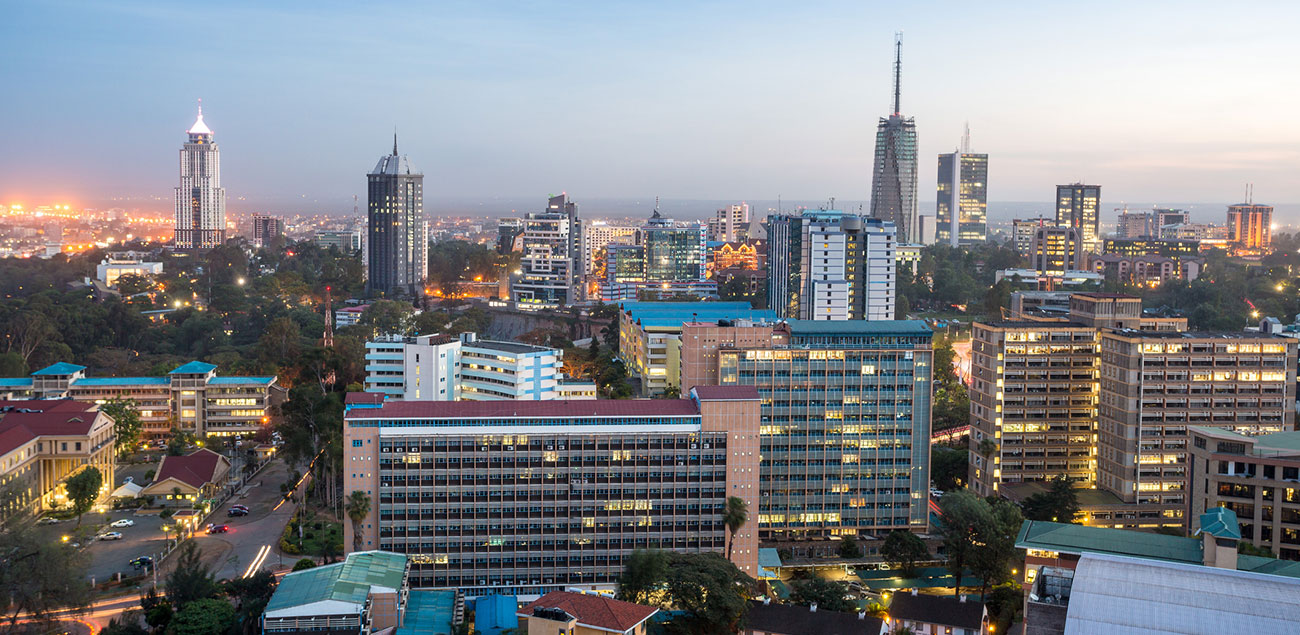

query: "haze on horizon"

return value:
[3, 1, 1299, 213]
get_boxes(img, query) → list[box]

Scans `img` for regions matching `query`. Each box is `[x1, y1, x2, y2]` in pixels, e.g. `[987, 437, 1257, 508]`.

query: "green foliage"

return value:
[0, 351, 26, 377]
[723, 496, 748, 561]
[616, 549, 669, 606]
[360, 300, 414, 336]
[789, 577, 855, 613]
[65, 466, 103, 526]
[837, 535, 863, 559]
[0, 521, 93, 623]
[346, 490, 372, 552]
[1020, 475, 1080, 523]
[931, 446, 969, 491]
[881, 531, 929, 577]
[985, 582, 1023, 633]
[102, 398, 144, 456]
[101, 612, 150, 635]
[617, 551, 754, 634]
[165, 598, 236, 635]
[166, 541, 219, 609]
[938, 489, 1023, 598]
[292, 558, 318, 571]
[896, 244, 1023, 317]
[1237, 541, 1276, 558]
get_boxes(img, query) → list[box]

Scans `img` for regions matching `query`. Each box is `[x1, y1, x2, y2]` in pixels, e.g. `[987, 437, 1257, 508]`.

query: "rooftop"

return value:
[72, 377, 171, 387]
[394, 589, 457, 635]
[519, 591, 657, 633]
[743, 601, 884, 635]
[345, 397, 701, 421]
[370, 153, 420, 177]
[151, 448, 230, 489]
[207, 376, 276, 385]
[170, 361, 217, 375]
[1197, 507, 1242, 540]
[691, 385, 761, 401]
[620, 301, 779, 329]
[1104, 329, 1287, 340]
[464, 339, 554, 355]
[32, 362, 86, 376]
[0, 400, 102, 455]
[787, 319, 931, 336]
[887, 592, 985, 630]
[979, 321, 1091, 329]
[266, 551, 408, 618]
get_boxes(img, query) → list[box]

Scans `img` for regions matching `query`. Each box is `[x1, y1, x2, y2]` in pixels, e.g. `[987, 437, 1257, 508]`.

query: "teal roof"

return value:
[0, 378, 33, 388]
[266, 551, 408, 613]
[787, 319, 933, 336]
[1198, 508, 1242, 540]
[1255, 430, 1300, 453]
[72, 377, 170, 387]
[620, 301, 779, 329]
[32, 362, 86, 376]
[208, 376, 275, 385]
[398, 589, 457, 635]
[169, 361, 217, 375]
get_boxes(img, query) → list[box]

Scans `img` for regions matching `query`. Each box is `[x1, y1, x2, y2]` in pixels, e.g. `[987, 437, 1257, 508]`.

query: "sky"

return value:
[3, 1, 1300, 215]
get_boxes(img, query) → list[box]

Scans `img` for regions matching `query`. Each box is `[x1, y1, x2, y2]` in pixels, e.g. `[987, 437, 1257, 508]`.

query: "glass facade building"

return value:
[936, 152, 988, 246]
[641, 213, 706, 283]
[1056, 184, 1102, 251]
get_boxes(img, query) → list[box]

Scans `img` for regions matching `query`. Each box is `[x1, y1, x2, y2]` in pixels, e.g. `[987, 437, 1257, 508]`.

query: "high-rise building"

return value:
[708, 203, 751, 242]
[1116, 209, 1153, 240]
[364, 334, 462, 401]
[1013, 218, 1054, 256]
[581, 220, 638, 275]
[870, 35, 919, 243]
[342, 387, 763, 594]
[767, 210, 896, 321]
[174, 102, 226, 249]
[315, 229, 362, 253]
[679, 319, 935, 552]
[513, 194, 581, 308]
[1227, 203, 1273, 253]
[1029, 225, 1085, 276]
[936, 137, 988, 246]
[1055, 184, 1101, 251]
[496, 218, 523, 255]
[641, 211, 707, 283]
[1154, 208, 1189, 231]
[366, 136, 427, 297]
[251, 213, 284, 247]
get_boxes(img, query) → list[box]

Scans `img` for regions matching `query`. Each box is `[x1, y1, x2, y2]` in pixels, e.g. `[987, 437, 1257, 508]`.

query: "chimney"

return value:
[810, 603, 817, 613]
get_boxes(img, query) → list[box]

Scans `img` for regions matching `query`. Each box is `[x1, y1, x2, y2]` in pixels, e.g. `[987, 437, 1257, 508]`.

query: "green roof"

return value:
[1255, 430, 1300, 453]
[1197, 508, 1242, 540]
[787, 319, 932, 336]
[266, 551, 408, 613]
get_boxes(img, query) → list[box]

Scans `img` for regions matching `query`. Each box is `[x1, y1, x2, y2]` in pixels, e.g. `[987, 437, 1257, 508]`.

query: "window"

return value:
[353, 440, 363, 448]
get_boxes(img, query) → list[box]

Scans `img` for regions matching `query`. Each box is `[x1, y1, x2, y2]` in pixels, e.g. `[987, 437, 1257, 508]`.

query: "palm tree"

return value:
[977, 438, 997, 469]
[723, 496, 748, 562]
[345, 490, 371, 553]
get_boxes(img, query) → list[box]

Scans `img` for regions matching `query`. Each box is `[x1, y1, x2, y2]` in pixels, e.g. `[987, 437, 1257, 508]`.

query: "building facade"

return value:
[1012, 218, 1054, 256]
[174, 103, 226, 249]
[1227, 203, 1273, 254]
[251, 214, 284, 247]
[679, 319, 934, 551]
[1029, 225, 1085, 276]
[871, 37, 918, 243]
[1189, 426, 1300, 560]
[617, 302, 778, 397]
[708, 203, 751, 243]
[342, 388, 762, 597]
[1055, 184, 1101, 251]
[581, 221, 637, 276]
[513, 195, 581, 308]
[315, 230, 362, 253]
[767, 211, 896, 322]
[936, 151, 988, 246]
[1116, 209, 1153, 240]
[640, 212, 707, 284]
[367, 138, 427, 297]
[0, 400, 115, 521]
[365, 334, 462, 401]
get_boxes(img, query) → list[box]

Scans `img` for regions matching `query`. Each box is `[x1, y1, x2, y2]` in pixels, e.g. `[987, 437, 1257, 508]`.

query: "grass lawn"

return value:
[283, 518, 344, 557]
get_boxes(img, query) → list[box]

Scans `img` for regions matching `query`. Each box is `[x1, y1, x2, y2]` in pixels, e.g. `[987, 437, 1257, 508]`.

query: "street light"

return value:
[237, 277, 246, 286]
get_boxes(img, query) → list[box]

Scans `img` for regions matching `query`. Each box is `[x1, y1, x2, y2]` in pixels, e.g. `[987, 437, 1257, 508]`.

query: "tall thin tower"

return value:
[174, 100, 227, 249]
[366, 134, 427, 297]
[870, 33, 919, 243]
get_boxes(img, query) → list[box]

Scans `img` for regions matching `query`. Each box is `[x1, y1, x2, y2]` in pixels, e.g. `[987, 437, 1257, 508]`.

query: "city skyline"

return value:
[4, 2, 1300, 212]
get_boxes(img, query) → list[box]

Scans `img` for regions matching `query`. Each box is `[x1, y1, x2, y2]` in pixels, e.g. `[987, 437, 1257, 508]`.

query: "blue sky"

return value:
[3, 1, 1299, 212]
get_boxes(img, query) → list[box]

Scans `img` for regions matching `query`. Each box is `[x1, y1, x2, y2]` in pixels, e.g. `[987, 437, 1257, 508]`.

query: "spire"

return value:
[892, 32, 903, 116]
[393, 128, 398, 156]
[187, 99, 212, 135]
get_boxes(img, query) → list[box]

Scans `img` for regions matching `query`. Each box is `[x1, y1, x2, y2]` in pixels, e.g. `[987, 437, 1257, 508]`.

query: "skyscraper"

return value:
[870, 34, 919, 243]
[174, 102, 226, 249]
[767, 210, 896, 321]
[1227, 203, 1273, 253]
[366, 136, 427, 297]
[641, 210, 707, 283]
[936, 130, 988, 246]
[251, 213, 284, 247]
[512, 194, 581, 307]
[1055, 183, 1101, 251]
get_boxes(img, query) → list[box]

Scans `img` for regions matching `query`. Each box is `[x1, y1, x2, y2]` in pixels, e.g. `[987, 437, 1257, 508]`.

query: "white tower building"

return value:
[174, 101, 227, 249]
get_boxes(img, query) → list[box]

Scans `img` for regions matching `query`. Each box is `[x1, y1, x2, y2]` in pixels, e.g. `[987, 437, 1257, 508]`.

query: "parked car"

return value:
[227, 508, 248, 517]
[37, 517, 61, 525]
[230, 504, 249, 511]
[110, 519, 135, 528]
[208, 524, 230, 534]
[130, 556, 153, 569]
[97, 532, 123, 541]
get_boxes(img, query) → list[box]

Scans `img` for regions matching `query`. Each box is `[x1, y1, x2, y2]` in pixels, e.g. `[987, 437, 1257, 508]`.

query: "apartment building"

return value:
[364, 334, 462, 400]
[0, 362, 281, 439]
[0, 400, 115, 521]
[679, 319, 934, 552]
[617, 302, 777, 397]
[1097, 330, 1296, 523]
[1189, 426, 1300, 560]
[766, 210, 896, 321]
[342, 387, 761, 598]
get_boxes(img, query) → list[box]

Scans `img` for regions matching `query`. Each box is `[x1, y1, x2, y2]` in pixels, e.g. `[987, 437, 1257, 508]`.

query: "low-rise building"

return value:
[315, 230, 362, 253]
[335, 304, 371, 329]
[1189, 426, 1300, 560]
[0, 362, 281, 440]
[886, 591, 987, 635]
[263, 550, 419, 635]
[517, 591, 658, 635]
[741, 600, 886, 635]
[0, 400, 115, 521]
[618, 301, 778, 396]
[96, 258, 163, 287]
[140, 448, 231, 506]
[342, 387, 762, 597]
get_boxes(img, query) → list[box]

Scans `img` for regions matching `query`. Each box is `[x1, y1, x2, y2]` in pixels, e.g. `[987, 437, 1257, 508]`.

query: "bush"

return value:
[292, 558, 317, 571]
[145, 469, 156, 480]
[159, 508, 174, 519]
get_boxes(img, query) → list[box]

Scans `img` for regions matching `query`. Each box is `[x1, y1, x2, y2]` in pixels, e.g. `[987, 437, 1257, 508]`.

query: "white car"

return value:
[110, 519, 135, 528]
[98, 532, 123, 541]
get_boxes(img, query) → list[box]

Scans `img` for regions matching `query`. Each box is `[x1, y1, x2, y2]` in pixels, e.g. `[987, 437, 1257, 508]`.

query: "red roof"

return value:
[345, 392, 386, 405]
[0, 400, 101, 456]
[347, 399, 700, 420]
[519, 591, 658, 633]
[153, 448, 229, 488]
[691, 385, 761, 401]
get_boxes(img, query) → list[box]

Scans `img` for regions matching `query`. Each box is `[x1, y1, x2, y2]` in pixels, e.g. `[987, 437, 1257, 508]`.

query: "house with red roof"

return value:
[140, 448, 231, 506]
[518, 591, 658, 635]
[0, 400, 116, 520]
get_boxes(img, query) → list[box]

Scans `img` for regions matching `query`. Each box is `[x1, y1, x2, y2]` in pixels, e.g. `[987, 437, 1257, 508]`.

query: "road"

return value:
[951, 338, 972, 386]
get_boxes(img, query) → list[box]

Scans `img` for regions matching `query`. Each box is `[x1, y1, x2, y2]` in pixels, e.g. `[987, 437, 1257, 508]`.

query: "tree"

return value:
[723, 496, 748, 562]
[881, 530, 929, 577]
[0, 523, 93, 628]
[167, 429, 191, 456]
[659, 552, 755, 635]
[102, 612, 150, 635]
[969, 499, 1023, 600]
[141, 586, 173, 631]
[931, 446, 969, 491]
[1020, 475, 1080, 523]
[616, 549, 668, 606]
[789, 578, 855, 613]
[292, 558, 319, 571]
[102, 398, 144, 457]
[65, 466, 103, 527]
[165, 598, 235, 635]
[938, 489, 985, 594]
[837, 535, 863, 559]
[0, 351, 25, 377]
[115, 273, 155, 296]
[360, 300, 413, 336]
[166, 541, 219, 609]
[345, 490, 372, 552]
[938, 490, 1023, 599]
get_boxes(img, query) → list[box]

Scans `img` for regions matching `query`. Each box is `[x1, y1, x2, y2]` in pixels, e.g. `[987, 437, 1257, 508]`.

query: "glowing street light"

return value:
[237, 277, 246, 286]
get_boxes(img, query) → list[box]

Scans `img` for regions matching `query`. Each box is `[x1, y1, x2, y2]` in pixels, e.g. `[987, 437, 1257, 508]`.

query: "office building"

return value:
[1101, 238, 1202, 258]
[174, 102, 227, 249]
[1116, 209, 1153, 240]
[641, 211, 706, 283]
[513, 195, 581, 308]
[617, 302, 777, 396]
[915, 215, 937, 246]
[367, 137, 427, 297]
[1154, 208, 1189, 229]
[0, 361, 281, 439]
[0, 400, 115, 522]
[767, 210, 896, 322]
[363, 333, 595, 402]
[1012, 218, 1054, 256]
[342, 387, 763, 596]
[497, 218, 524, 255]
[1087, 253, 1203, 287]
[1160, 222, 1229, 242]
[1029, 225, 1085, 276]
[96, 258, 163, 287]
[1189, 426, 1300, 560]
[251, 214, 284, 247]
[936, 144, 988, 246]
[1055, 184, 1101, 251]
[315, 230, 362, 253]
[1227, 203, 1273, 253]
[870, 36, 919, 243]
[708, 203, 751, 242]
[1096, 330, 1295, 522]
[581, 220, 637, 275]
[679, 319, 935, 552]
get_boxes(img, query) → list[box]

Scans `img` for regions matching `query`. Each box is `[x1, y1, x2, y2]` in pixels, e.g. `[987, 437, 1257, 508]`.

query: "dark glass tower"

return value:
[366, 136, 427, 297]
[936, 134, 988, 246]
[1055, 183, 1102, 251]
[870, 34, 919, 243]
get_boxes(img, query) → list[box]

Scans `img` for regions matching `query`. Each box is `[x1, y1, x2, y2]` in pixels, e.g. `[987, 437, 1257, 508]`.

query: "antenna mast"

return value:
[892, 32, 903, 116]
[961, 122, 971, 154]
